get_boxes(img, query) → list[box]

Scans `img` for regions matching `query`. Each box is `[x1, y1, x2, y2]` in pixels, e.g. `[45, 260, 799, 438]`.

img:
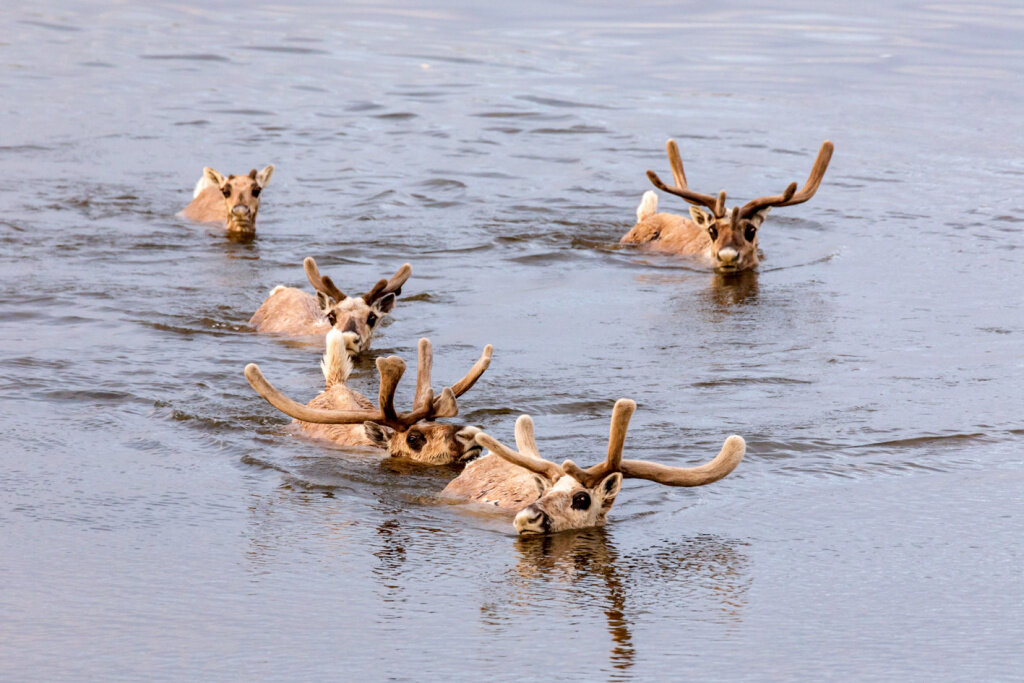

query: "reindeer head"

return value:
[647, 140, 833, 273]
[245, 338, 493, 465]
[303, 257, 411, 353]
[476, 400, 746, 535]
[203, 165, 274, 236]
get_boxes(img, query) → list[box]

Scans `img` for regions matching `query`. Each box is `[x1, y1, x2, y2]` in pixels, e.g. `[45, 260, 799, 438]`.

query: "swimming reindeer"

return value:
[244, 330, 492, 464]
[621, 140, 833, 272]
[180, 165, 274, 238]
[443, 399, 745, 535]
[250, 257, 411, 352]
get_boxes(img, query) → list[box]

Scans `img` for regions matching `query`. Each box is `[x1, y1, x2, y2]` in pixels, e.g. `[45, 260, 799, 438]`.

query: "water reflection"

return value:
[498, 528, 751, 674]
[705, 269, 760, 308]
[514, 528, 635, 673]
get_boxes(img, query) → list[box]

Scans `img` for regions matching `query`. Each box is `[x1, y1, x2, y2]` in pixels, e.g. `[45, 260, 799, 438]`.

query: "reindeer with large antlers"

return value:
[442, 400, 745, 534]
[180, 166, 275, 239]
[245, 329, 492, 464]
[621, 140, 834, 272]
[250, 257, 412, 352]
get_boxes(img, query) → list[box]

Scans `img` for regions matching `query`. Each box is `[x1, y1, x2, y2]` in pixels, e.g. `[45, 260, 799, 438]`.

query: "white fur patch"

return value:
[268, 284, 286, 297]
[321, 329, 354, 387]
[192, 175, 215, 198]
[551, 475, 580, 492]
[636, 190, 658, 221]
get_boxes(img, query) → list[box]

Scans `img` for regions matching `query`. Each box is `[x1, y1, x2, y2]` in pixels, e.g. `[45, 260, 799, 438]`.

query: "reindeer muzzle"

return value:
[514, 506, 551, 535]
[231, 204, 251, 218]
[717, 247, 739, 264]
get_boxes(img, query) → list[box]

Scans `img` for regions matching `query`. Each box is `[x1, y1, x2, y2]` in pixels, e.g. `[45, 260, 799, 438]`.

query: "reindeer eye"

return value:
[708, 226, 718, 241]
[366, 312, 378, 327]
[251, 186, 261, 197]
[571, 491, 591, 511]
[326, 311, 337, 326]
[221, 185, 231, 198]
[744, 225, 757, 242]
[405, 430, 426, 451]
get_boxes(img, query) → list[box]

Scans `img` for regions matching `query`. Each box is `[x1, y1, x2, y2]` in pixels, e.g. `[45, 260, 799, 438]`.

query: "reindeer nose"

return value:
[231, 204, 250, 217]
[718, 247, 739, 263]
[514, 507, 551, 535]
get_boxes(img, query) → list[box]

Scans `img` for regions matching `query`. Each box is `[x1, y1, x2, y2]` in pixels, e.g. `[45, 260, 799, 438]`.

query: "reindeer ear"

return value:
[256, 164, 274, 188]
[376, 293, 396, 314]
[596, 472, 623, 508]
[204, 167, 227, 187]
[531, 475, 550, 498]
[689, 206, 713, 227]
[748, 207, 771, 225]
[363, 422, 393, 448]
[316, 291, 335, 313]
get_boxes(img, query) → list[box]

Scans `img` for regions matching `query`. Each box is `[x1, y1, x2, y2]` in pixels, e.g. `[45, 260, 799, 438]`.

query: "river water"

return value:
[1, 1, 1022, 680]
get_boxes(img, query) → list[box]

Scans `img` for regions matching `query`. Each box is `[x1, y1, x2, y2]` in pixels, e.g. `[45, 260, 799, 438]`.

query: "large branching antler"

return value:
[363, 263, 412, 305]
[304, 257, 413, 306]
[244, 338, 492, 428]
[561, 399, 635, 487]
[478, 399, 636, 486]
[475, 415, 566, 482]
[620, 435, 745, 486]
[646, 139, 725, 216]
[739, 140, 833, 218]
[479, 400, 745, 490]
[304, 256, 346, 303]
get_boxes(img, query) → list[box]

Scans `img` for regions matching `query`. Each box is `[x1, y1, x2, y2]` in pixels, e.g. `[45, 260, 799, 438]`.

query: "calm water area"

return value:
[1, 0, 1022, 679]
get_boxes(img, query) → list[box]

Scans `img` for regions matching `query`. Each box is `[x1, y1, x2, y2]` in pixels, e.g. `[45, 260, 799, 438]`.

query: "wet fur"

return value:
[441, 455, 546, 510]
[180, 165, 273, 237]
[289, 331, 478, 464]
[441, 454, 620, 534]
[250, 287, 331, 336]
[622, 193, 767, 271]
[250, 275, 396, 349]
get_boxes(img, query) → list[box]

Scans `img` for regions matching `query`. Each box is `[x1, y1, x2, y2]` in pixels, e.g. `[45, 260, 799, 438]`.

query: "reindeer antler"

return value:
[363, 263, 412, 304]
[304, 257, 346, 303]
[739, 140, 833, 218]
[561, 399, 635, 487]
[480, 400, 745, 490]
[475, 415, 565, 482]
[646, 139, 725, 216]
[244, 338, 491, 429]
[619, 435, 745, 486]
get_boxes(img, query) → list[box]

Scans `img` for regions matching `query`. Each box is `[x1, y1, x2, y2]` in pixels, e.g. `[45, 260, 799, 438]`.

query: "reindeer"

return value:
[442, 399, 745, 534]
[621, 140, 833, 273]
[180, 166, 274, 238]
[244, 329, 492, 464]
[250, 257, 411, 352]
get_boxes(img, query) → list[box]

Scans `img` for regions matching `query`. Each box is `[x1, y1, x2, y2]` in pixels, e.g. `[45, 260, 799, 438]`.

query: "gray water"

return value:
[1, 1, 1023, 680]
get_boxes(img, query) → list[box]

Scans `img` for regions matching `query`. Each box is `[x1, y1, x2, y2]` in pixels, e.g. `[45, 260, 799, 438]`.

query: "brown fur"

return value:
[622, 195, 767, 272]
[455, 408, 744, 535]
[441, 455, 544, 510]
[249, 260, 407, 349]
[180, 165, 273, 238]
[271, 330, 482, 465]
[250, 287, 330, 336]
[622, 139, 833, 272]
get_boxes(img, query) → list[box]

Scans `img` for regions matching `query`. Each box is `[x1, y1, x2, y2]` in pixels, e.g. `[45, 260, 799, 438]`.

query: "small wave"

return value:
[142, 53, 230, 62]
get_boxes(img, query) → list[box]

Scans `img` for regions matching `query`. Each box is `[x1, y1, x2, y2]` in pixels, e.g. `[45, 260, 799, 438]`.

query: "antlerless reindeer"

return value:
[245, 331, 492, 464]
[250, 257, 411, 352]
[622, 140, 833, 272]
[180, 166, 274, 239]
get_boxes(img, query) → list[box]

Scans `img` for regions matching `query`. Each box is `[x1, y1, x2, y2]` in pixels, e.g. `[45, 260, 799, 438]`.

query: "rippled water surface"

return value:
[2, 1, 1023, 679]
